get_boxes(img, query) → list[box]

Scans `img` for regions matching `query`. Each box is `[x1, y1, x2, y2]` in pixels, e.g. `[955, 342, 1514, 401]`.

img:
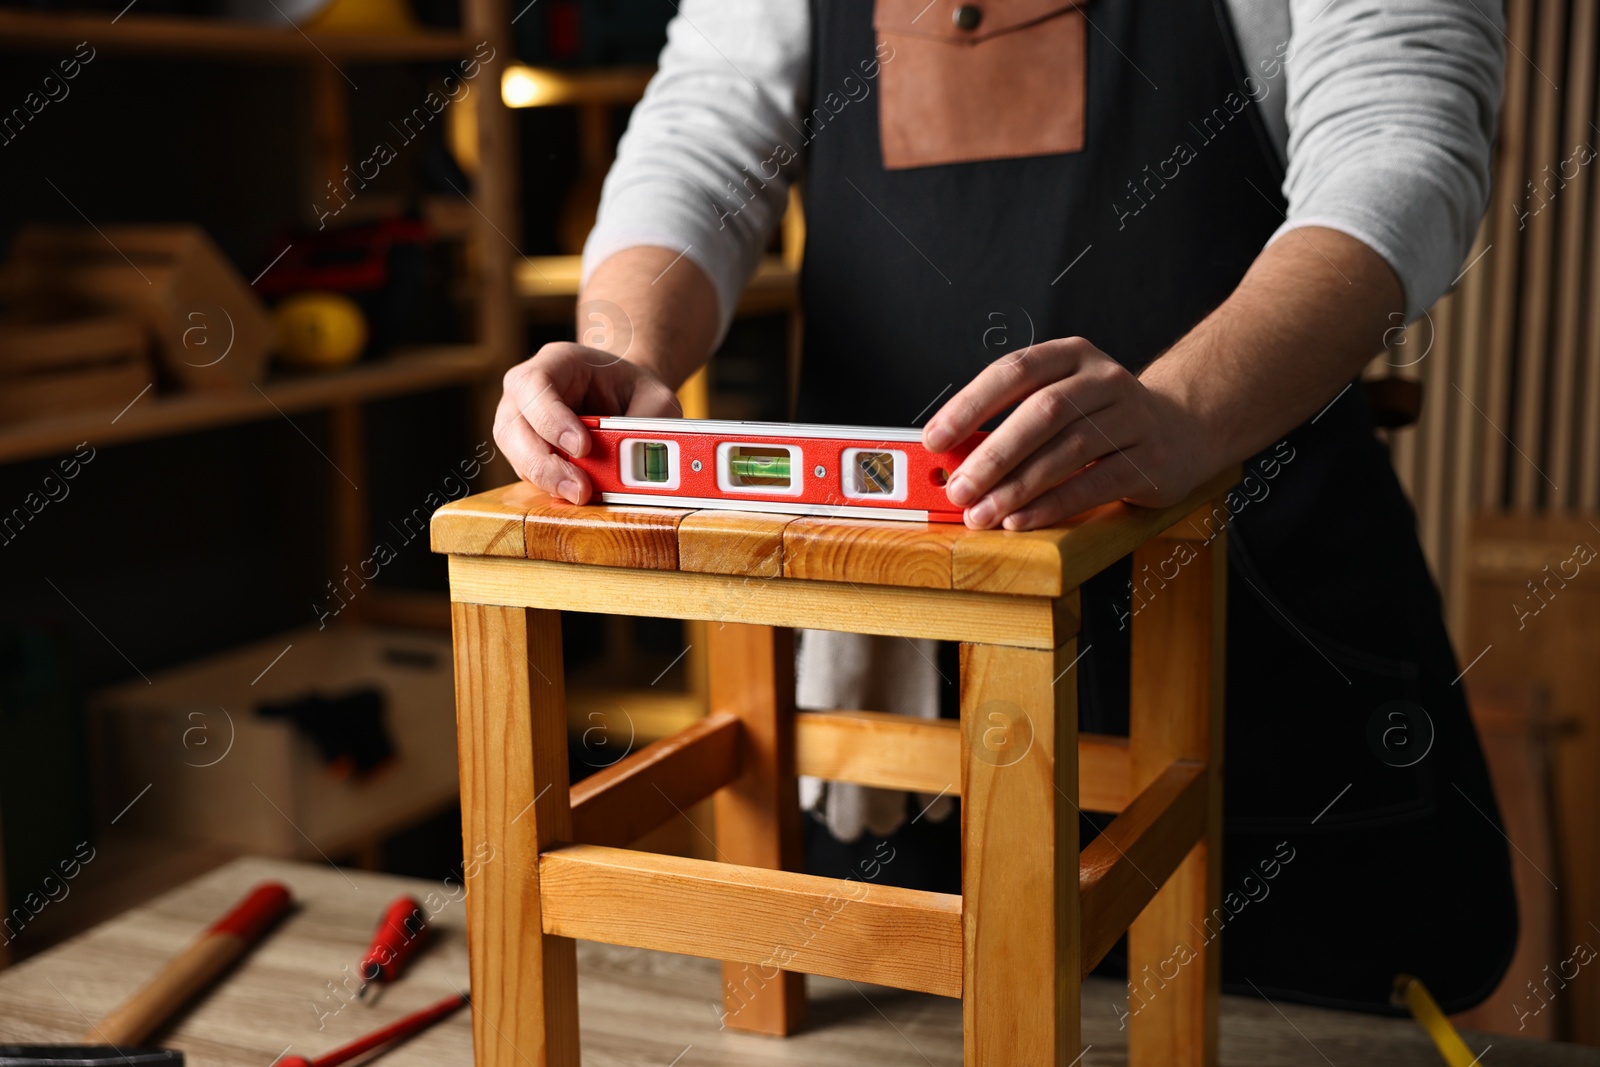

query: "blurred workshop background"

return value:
[0, 0, 1596, 1049]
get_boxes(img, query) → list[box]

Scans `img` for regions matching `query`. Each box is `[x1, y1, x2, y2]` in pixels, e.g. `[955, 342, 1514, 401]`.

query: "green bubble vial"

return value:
[642, 441, 669, 482]
[727, 446, 794, 488]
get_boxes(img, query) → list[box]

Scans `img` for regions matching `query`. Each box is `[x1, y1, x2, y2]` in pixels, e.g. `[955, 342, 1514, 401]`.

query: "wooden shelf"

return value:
[0, 344, 493, 464]
[0, 9, 476, 62]
[518, 253, 799, 324]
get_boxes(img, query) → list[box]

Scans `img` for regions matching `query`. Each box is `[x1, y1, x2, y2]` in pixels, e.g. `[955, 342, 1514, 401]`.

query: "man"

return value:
[494, 0, 1516, 1012]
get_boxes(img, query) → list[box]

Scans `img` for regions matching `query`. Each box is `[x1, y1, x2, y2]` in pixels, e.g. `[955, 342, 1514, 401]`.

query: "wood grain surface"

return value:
[782, 519, 963, 589]
[433, 467, 1240, 597]
[1, 858, 1586, 1066]
[678, 510, 793, 576]
[523, 498, 693, 570]
[430, 481, 541, 557]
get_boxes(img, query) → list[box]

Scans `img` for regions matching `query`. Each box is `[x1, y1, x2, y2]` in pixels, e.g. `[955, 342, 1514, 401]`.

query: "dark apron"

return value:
[798, 0, 1516, 1012]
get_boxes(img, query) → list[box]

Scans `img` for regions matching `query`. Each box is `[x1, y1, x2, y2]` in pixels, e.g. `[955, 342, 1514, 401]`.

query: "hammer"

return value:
[0, 882, 293, 1067]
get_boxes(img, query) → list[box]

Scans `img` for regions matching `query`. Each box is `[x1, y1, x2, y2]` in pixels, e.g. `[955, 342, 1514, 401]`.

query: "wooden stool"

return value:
[433, 469, 1235, 1067]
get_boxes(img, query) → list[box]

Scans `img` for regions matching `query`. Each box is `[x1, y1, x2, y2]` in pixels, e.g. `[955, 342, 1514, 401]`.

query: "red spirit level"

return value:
[563, 417, 984, 523]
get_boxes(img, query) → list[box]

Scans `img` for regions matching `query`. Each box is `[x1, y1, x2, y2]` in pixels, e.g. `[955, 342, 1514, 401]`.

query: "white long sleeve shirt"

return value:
[583, 0, 1505, 330]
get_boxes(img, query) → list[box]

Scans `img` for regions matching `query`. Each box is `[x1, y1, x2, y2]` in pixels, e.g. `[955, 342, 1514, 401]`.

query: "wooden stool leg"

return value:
[710, 622, 806, 1035]
[453, 603, 580, 1067]
[1127, 529, 1226, 1067]
[961, 623, 1082, 1067]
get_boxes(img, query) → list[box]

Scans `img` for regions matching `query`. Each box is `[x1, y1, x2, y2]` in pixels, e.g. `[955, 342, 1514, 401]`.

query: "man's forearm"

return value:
[578, 246, 722, 390]
[1140, 225, 1406, 469]
[581, 229, 1401, 500]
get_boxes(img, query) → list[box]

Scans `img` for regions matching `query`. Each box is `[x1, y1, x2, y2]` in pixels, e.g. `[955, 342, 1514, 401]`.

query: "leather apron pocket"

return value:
[874, 0, 1088, 170]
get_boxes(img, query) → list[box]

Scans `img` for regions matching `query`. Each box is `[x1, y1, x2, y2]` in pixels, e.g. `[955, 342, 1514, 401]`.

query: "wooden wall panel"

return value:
[1381, 3, 1600, 1045]
[1548, 0, 1598, 498]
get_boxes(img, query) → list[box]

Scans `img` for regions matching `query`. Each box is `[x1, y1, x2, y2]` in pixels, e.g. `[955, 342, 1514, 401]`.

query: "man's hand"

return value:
[495, 342, 681, 503]
[923, 226, 1404, 532]
[496, 245, 722, 503]
[922, 339, 1207, 531]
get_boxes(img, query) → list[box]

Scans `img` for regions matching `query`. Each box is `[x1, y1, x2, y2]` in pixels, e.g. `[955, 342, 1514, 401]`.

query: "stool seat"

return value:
[435, 468, 1237, 1067]
[432, 472, 1235, 594]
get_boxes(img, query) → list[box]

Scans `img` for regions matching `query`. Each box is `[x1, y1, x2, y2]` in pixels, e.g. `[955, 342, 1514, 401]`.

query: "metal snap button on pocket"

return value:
[952, 4, 982, 31]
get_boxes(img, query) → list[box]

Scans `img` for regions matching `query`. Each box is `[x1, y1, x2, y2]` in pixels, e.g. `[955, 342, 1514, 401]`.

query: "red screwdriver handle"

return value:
[208, 882, 294, 942]
[359, 896, 429, 984]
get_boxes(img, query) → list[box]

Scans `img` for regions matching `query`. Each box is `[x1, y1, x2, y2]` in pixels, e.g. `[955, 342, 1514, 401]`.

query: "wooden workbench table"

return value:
[0, 857, 1590, 1065]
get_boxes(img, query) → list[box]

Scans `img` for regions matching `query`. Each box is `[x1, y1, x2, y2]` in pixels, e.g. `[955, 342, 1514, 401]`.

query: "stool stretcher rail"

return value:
[793, 710, 1133, 813]
[1079, 761, 1208, 976]
[539, 844, 964, 998]
[569, 713, 742, 848]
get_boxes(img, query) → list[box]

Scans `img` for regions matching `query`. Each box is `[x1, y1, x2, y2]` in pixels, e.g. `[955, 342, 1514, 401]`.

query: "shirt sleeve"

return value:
[1274, 0, 1506, 319]
[581, 0, 811, 342]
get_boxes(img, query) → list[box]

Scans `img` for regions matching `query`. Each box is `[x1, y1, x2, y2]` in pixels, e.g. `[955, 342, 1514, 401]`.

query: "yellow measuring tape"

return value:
[1395, 975, 1482, 1066]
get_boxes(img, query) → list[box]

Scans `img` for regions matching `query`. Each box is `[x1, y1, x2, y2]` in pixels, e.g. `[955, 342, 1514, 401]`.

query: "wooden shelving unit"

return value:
[0, 345, 492, 465]
[0, 0, 521, 533]
[0, 8, 519, 451]
[0, 2, 522, 940]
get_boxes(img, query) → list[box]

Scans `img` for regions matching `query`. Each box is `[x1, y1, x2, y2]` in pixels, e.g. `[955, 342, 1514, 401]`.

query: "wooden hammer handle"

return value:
[88, 882, 292, 1046]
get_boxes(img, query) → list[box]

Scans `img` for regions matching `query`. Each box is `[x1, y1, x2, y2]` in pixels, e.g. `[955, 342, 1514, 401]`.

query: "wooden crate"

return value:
[0, 315, 150, 425]
[1463, 514, 1600, 1043]
[88, 625, 459, 859]
[6, 225, 272, 390]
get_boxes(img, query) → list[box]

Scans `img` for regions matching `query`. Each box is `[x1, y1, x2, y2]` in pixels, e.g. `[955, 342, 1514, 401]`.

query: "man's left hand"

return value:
[921, 338, 1208, 531]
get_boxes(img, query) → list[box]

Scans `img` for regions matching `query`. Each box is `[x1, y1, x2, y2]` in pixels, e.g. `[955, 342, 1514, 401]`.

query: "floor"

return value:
[0, 857, 1592, 1066]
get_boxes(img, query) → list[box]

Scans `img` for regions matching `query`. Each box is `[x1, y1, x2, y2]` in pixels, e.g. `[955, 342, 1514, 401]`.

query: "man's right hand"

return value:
[494, 341, 682, 504]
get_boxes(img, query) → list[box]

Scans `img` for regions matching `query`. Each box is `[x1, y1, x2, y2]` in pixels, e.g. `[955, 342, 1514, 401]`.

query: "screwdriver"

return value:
[355, 896, 430, 1006]
[279, 992, 468, 1067]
